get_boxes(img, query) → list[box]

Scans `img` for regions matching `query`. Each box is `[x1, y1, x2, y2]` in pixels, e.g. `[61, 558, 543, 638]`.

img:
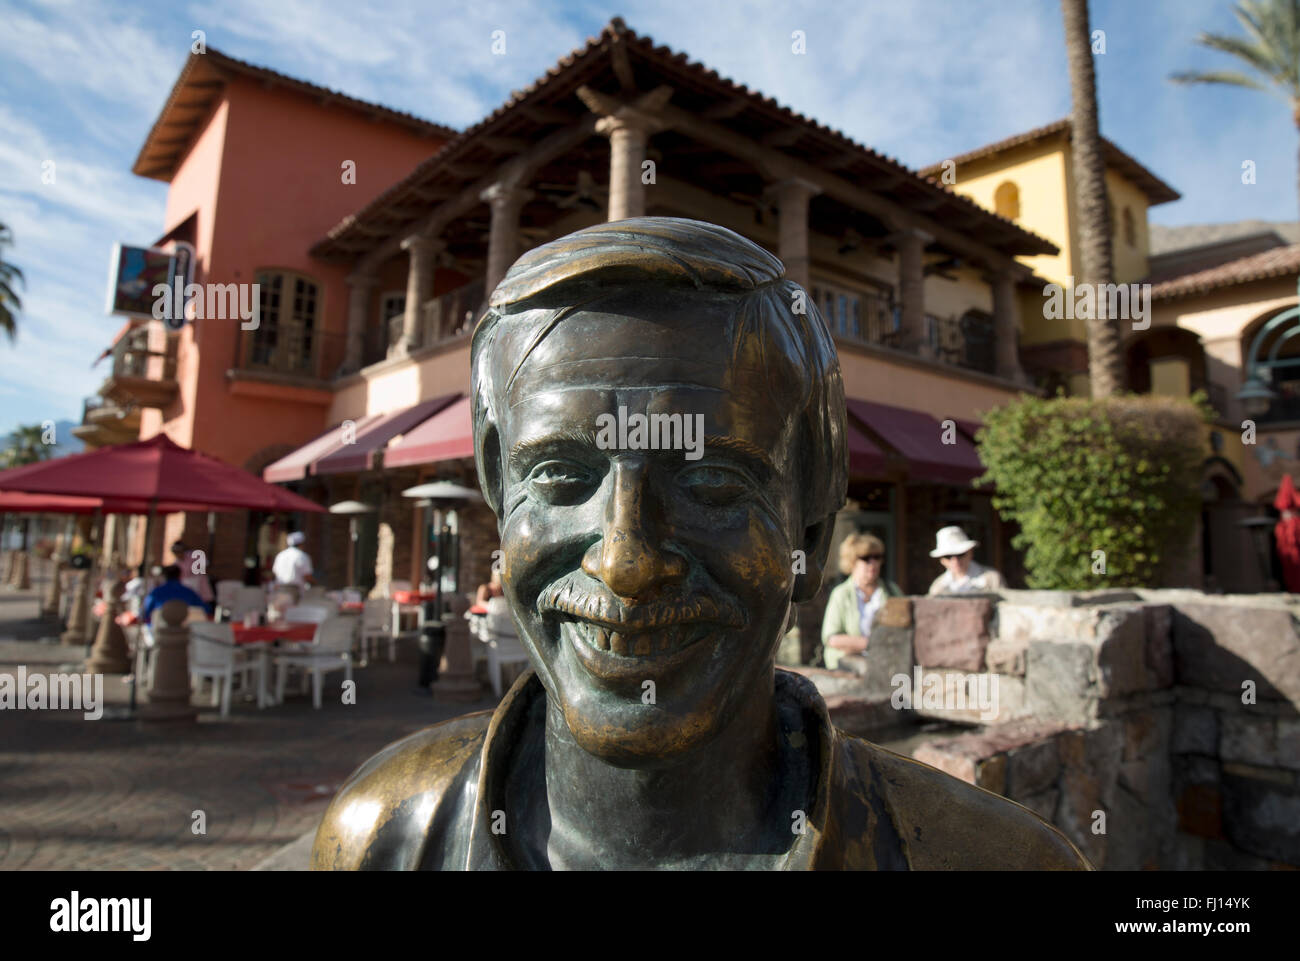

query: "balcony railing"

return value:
[829, 290, 999, 376]
[240, 324, 343, 381]
[366, 279, 486, 366]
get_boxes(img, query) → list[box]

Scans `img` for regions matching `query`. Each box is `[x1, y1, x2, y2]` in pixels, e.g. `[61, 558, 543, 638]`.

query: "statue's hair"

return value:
[471, 217, 848, 532]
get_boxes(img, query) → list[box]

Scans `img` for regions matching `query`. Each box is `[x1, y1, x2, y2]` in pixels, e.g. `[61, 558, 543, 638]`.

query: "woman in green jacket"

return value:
[820, 532, 901, 671]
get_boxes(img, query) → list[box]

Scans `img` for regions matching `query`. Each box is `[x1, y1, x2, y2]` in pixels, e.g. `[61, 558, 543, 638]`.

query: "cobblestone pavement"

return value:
[0, 582, 498, 870]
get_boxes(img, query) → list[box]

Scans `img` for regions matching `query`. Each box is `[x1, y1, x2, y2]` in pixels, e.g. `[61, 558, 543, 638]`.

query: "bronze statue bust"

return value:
[312, 217, 1089, 870]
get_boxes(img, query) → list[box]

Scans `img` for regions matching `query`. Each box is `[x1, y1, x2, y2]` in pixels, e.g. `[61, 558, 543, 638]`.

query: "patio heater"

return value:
[402, 482, 482, 690]
[328, 500, 376, 591]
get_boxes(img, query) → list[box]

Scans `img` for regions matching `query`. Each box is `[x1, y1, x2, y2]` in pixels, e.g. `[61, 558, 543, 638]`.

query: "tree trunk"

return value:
[1061, 0, 1123, 397]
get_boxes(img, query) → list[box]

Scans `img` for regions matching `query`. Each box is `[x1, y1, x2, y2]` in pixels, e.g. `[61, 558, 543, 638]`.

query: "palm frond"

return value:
[1170, 68, 1270, 89]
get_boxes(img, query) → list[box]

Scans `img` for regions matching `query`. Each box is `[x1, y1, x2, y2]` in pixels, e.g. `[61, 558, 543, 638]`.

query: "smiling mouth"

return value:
[557, 615, 712, 658]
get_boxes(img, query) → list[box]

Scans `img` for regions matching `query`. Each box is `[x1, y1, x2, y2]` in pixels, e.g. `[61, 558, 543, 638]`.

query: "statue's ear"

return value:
[474, 421, 503, 518]
[792, 515, 835, 603]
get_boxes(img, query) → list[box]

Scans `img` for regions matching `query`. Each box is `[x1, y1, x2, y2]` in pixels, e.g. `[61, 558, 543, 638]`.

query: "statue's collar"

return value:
[463, 668, 836, 870]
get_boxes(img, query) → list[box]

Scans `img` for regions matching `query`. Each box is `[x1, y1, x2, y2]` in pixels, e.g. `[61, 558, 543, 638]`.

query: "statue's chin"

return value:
[560, 700, 720, 768]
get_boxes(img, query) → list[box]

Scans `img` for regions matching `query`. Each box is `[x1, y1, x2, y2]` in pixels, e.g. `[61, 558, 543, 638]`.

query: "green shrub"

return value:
[975, 392, 1210, 589]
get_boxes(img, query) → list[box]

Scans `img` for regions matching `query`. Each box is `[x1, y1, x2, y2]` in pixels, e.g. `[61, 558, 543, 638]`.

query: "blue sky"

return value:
[0, 0, 1292, 441]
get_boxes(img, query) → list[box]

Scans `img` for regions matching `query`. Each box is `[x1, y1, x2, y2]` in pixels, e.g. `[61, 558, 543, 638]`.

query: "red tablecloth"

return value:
[231, 622, 317, 645]
[392, 590, 437, 605]
[468, 605, 488, 616]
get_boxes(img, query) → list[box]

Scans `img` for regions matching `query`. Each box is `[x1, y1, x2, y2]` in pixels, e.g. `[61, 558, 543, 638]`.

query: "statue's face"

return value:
[488, 290, 805, 763]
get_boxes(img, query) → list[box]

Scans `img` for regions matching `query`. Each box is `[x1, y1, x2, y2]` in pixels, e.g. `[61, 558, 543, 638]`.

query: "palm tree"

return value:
[1061, 0, 1124, 397]
[1171, 0, 1300, 221]
[2, 423, 54, 551]
[0, 223, 24, 343]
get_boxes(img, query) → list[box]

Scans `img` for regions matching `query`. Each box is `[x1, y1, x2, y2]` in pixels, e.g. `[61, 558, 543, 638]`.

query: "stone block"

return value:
[1172, 602, 1300, 703]
[913, 742, 976, 784]
[912, 597, 993, 671]
[911, 719, 1075, 790]
[1172, 704, 1217, 755]
[976, 753, 1006, 795]
[996, 589, 1141, 607]
[861, 623, 914, 702]
[1220, 713, 1278, 768]
[905, 668, 1024, 725]
[1278, 719, 1300, 773]
[1006, 737, 1061, 797]
[1221, 770, 1300, 866]
[876, 596, 912, 628]
[1177, 783, 1224, 839]
[985, 635, 1027, 676]
[1026, 641, 1097, 725]
[1143, 604, 1174, 689]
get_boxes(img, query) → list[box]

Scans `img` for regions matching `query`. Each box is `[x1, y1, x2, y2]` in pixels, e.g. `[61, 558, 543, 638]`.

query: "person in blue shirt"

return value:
[141, 564, 213, 625]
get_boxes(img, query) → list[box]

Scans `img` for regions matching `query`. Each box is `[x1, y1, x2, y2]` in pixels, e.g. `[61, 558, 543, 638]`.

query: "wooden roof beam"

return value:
[761, 127, 804, 148]
[655, 101, 1034, 275]
[703, 97, 748, 120]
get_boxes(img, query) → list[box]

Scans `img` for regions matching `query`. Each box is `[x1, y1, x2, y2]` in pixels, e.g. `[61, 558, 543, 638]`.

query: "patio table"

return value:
[230, 621, 318, 707]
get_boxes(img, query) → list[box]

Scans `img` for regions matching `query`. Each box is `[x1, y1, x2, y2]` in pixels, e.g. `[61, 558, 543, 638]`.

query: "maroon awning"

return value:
[262, 414, 383, 483]
[383, 397, 474, 469]
[846, 419, 888, 478]
[314, 395, 460, 475]
[846, 399, 984, 486]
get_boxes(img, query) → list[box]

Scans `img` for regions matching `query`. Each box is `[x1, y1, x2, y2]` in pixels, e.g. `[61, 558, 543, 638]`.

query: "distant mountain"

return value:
[49, 420, 83, 457]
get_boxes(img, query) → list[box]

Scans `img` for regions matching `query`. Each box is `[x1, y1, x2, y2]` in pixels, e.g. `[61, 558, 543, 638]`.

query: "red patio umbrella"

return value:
[0, 434, 325, 513]
[1274, 475, 1300, 593]
[0, 491, 216, 515]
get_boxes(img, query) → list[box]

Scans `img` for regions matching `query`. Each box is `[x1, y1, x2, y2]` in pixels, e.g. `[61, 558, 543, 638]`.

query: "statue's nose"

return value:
[582, 457, 685, 599]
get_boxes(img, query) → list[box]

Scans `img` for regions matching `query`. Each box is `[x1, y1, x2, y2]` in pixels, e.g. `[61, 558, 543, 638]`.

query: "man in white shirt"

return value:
[272, 531, 315, 589]
[927, 526, 1004, 595]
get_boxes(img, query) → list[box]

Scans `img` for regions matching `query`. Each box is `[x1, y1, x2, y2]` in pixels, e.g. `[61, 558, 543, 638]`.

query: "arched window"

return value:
[249, 271, 320, 375]
[1122, 207, 1137, 247]
[993, 181, 1020, 221]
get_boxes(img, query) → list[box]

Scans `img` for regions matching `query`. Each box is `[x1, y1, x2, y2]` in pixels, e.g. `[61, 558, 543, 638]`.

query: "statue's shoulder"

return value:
[311, 710, 492, 870]
[834, 733, 1093, 870]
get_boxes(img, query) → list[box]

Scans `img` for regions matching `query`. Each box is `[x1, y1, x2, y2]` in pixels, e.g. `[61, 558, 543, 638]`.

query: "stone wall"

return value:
[808, 589, 1300, 869]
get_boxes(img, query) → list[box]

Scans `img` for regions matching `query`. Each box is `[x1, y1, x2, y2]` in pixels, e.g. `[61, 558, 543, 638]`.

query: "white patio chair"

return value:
[214, 580, 243, 621]
[273, 614, 356, 709]
[285, 603, 331, 624]
[190, 621, 263, 717]
[483, 597, 529, 698]
[229, 585, 267, 623]
[359, 598, 395, 664]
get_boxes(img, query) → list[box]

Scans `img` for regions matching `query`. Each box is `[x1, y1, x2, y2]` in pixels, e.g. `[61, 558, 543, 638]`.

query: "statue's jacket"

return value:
[312, 669, 1092, 870]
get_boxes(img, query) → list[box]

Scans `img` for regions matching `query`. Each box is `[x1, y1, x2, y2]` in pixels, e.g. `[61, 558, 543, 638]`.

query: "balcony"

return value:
[72, 395, 140, 448]
[101, 329, 178, 410]
[238, 323, 344, 385]
[364, 278, 486, 367]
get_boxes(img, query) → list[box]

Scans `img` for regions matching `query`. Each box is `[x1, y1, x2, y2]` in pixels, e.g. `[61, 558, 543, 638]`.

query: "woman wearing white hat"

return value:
[927, 526, 1003, 595]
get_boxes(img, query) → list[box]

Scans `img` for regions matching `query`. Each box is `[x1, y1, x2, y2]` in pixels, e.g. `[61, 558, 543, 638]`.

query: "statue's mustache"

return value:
[536, 572, 747, 633]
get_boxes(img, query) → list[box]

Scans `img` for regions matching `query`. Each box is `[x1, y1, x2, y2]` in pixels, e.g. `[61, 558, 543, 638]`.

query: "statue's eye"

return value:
[528, 460, 595, 504]
[678, 465, 750, 506]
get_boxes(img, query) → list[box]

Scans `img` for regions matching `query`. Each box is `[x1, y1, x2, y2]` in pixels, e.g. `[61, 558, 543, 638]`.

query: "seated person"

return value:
[820, 532, 901, 670]
[141, 564, 213, 626]
[927, 526, 1004, 594]
[475, 568, 504, 606]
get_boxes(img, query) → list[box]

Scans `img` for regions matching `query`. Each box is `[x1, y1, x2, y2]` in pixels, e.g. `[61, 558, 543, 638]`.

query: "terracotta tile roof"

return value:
[311, 17, 1058, 261]
[1150, 220, 1300, 255]
[1151, 243, 1300, 300]
[133, 49, 457, 181]
[917, 118, 1180, 206]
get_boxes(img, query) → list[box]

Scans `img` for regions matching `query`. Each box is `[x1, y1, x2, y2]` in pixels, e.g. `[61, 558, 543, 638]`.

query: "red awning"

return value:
[314, 395, 460, 475]
[262, 414, 383, 483]
[383, 397, 474, 469]
[846, 399, 984, 486]
[846, 419, 888, 478]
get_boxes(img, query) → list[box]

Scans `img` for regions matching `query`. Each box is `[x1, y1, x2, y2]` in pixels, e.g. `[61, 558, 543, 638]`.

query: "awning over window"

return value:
[313, 395, 460, 475]
[262, 413, 383, 483]
[383, 396, 474, 469]
[847, 419, 888, 478]
[846, 399, 984, 486]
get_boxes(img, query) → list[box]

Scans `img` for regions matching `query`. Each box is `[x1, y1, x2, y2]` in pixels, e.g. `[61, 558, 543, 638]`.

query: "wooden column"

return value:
[767, 177, 821, 291]
[481, 183, 534, 292]
[894, 227, 933, 358]
[989, 270, 1025, 383]
[342, 272, 376, 373]
[398, 235, 435, 355]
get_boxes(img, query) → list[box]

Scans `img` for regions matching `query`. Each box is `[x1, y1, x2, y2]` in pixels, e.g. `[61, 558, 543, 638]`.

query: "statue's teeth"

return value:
[608, 630, 627, 654]
[633, 634, 651, 655]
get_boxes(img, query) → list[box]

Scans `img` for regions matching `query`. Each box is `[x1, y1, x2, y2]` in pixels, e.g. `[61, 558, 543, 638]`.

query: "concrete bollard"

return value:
[41, 559, 65, 619]
[143, 599, 197, 722]
[85, 576, 131, 674]
[61, 569, 92, 645]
